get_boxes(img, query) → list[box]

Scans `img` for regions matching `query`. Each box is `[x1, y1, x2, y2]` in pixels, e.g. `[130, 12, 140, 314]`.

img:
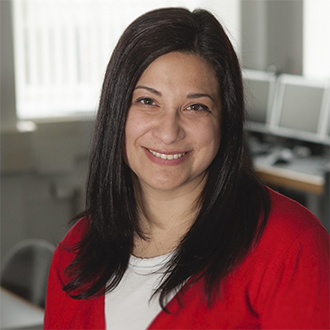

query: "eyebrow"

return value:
[135, 86, 162, 96]
[134, 86, 215, 102]
[187, 93, 215, 102]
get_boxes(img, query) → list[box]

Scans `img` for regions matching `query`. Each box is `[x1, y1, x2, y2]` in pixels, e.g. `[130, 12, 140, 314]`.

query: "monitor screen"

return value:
[323, 89, 330, 144]
[274, 75, 330, 143]
[243, 70, 276, 131]
[278, 84, 324, 133]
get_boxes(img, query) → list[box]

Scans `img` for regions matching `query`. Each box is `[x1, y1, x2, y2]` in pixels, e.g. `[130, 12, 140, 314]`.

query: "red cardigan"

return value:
[44, 189, 330, 329]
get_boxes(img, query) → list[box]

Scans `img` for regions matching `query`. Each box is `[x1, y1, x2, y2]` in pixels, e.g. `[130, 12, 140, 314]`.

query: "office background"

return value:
[1, 0, 329, 262]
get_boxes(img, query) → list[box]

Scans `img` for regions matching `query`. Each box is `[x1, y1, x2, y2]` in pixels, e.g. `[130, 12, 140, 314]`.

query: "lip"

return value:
[143, 147, 189, 165]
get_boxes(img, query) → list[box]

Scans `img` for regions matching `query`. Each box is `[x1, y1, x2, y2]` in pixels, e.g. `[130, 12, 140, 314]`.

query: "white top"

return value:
[105, 253, 175, 330]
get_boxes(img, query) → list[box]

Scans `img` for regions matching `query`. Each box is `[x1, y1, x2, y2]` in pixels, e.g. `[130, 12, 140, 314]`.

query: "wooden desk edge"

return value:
[255, 165, 325, 195]
[0, 286, 45, 312]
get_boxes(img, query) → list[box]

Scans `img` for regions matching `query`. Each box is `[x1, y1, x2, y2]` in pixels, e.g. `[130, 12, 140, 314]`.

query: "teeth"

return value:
[148, 149, 186, 160]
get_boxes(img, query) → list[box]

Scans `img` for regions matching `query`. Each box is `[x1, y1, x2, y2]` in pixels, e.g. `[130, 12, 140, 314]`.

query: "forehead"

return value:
[136, 52, 220, 95]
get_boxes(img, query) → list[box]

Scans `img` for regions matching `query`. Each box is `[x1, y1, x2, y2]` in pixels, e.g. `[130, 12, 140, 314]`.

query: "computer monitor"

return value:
[271, 74, 330, 144]
[320, 88, 330, 145]
[242, 69, 277, 133]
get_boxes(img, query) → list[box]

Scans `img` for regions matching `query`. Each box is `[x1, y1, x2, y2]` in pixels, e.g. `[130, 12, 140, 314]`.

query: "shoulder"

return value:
[237, 187, 329, 280]
[264, 188, 328, 244]
[59, 217, 90, 247]
[249, 189, 330, 328]
[44, 217, 105, 329]
[247, 188, 329, 276]
[52, 217, 90, 272]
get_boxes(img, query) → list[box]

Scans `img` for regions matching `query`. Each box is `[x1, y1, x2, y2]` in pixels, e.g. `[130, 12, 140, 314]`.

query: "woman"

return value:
[44, 7, 329, 330]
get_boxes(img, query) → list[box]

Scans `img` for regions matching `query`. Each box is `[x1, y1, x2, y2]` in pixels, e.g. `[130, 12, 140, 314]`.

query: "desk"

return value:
[0, 287, 44, 329]
[254, 154, 330, 232]
[255, 164, 324, 195]
[254, 155, 327, 195]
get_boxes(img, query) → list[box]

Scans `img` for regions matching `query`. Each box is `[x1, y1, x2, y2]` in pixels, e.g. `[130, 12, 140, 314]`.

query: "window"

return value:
[13, 0, 200, 119]
[12, 0, 240, 120]
[303, 0, 330, 78]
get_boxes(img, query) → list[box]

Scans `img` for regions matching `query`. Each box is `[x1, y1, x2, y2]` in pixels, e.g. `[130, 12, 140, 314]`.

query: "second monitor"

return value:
[271, 74, 330, 145]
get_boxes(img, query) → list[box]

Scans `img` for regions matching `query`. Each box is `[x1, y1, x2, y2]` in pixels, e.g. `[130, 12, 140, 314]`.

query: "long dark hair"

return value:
[63, 7, 270, 307]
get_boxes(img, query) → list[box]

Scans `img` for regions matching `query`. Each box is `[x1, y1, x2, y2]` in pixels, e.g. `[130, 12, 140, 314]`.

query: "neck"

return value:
[132, 175, 206, 258]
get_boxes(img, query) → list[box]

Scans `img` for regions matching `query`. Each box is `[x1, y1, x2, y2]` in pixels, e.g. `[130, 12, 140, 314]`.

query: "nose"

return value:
[152, 110, 185, 145]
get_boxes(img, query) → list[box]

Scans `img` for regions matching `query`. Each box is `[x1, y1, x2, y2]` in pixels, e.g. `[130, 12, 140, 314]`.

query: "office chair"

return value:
[0, 239, 55, 308]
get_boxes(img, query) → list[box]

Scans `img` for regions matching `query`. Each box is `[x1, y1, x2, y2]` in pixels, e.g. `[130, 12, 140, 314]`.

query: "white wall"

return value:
[303, 0, 330, 78]
[241, 0, 303, 74]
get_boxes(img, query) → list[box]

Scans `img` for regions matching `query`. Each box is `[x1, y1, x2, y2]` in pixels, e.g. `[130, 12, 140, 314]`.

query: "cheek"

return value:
[124, 113, 135, 163]
[208, 129, 221, 157]
[210, 117, 222, 152]
[214, 123, 222, 149]
[195, 120, 221, 152]
[201, 126, 221, 166]
[124, 112, 150, 161]
[125, 110, 151, 138]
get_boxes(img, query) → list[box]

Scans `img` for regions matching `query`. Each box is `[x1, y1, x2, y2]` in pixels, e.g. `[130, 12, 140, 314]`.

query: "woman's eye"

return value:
[137, 97, 156, 106]
[187, 104, 210, 112]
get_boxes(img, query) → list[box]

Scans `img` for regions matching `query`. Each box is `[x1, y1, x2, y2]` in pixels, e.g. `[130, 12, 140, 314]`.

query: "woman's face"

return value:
[125, 52, 222, 195]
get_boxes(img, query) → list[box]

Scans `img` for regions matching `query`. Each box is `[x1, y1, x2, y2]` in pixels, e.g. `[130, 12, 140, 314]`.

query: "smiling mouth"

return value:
[147, 148, 187, 160]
